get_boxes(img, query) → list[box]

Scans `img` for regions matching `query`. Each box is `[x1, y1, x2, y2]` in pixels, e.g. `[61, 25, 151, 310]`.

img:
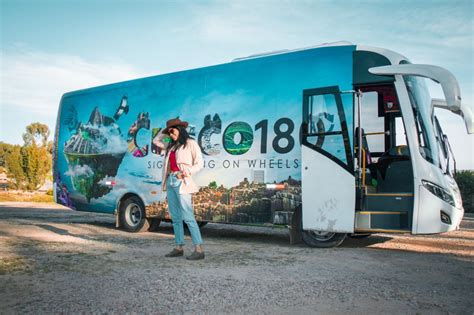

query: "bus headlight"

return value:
[422, 180, 455, 207]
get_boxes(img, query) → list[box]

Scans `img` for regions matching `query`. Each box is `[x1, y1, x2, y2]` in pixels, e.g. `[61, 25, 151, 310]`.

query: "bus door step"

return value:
[363, 193, 414, 212]
[355, 211, 410, 231]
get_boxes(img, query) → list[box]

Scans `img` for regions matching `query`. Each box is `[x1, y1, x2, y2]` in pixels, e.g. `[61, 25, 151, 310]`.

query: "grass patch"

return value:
[0, 256, 33, 274]
[0, 192, 53, 202]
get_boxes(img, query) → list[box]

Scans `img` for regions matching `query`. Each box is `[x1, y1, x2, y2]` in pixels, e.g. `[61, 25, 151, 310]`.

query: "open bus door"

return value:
[301, 86, 355, 247]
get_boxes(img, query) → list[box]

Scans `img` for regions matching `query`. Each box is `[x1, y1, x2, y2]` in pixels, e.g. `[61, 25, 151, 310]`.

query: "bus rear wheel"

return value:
[302, 230, 346, 248]
[119, 196, 149, 232]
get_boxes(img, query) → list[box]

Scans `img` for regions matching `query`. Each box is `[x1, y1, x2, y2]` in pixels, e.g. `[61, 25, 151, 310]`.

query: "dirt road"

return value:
[0, 202, 473, 314]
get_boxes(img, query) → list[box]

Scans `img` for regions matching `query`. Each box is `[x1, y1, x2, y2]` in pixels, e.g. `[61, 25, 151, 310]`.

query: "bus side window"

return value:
[303, 88, 353, 167]
[355, 92, 385, 155]
[395, 117, 408, 146]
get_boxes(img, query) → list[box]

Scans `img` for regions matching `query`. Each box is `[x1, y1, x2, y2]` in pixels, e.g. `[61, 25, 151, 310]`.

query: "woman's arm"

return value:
[152, 129, 170, 155]
[181, 140, 203, 177]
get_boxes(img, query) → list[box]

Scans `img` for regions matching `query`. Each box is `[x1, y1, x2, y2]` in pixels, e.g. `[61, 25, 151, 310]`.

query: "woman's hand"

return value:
[176, 172, 185, 180]
[152, 128, 170, 153]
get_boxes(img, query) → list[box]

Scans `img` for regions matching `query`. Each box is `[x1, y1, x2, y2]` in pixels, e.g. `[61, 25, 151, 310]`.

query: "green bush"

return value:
[455, 170, 474, 213]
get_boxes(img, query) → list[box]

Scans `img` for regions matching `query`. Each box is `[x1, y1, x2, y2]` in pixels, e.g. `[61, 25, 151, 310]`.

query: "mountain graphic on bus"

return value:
[63, 97, 128, 202]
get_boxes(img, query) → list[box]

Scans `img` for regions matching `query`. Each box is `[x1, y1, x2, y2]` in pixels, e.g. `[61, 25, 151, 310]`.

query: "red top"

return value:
[169, 151, 180, 172]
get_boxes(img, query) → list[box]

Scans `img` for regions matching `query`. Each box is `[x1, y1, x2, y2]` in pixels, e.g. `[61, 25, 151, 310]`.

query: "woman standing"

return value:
[154, 118, 205, 260]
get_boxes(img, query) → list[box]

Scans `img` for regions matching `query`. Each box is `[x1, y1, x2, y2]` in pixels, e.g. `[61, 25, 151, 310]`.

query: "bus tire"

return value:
[119, 196, 149, 233]
[302, 230, 346, 248]
[147, 218, 161, 232]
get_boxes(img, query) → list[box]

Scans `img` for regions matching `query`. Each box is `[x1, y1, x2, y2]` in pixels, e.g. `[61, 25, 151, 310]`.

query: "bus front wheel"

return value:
[119, 196, 149, 233]
[302, 230, 346, 248]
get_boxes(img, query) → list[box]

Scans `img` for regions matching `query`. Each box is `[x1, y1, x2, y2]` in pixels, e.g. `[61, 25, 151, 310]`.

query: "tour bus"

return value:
[53, 42, 472, 247]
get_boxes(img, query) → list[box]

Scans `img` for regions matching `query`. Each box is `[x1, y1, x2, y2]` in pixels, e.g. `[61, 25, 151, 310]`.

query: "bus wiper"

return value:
[443, 134, 457, 176]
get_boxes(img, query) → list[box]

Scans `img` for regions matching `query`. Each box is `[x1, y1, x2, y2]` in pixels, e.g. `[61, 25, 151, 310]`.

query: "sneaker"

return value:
[186, 251, 205, 260]
[165, 248, 184, 257]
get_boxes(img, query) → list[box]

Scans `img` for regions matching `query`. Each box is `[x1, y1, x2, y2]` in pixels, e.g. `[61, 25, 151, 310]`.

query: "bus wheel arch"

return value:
[117, 193, 150, 233]
[292, 205, 346, 248]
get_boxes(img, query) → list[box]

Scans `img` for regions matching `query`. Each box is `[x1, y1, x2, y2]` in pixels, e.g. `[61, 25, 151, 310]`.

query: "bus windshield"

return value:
[404, 76, 441, 168]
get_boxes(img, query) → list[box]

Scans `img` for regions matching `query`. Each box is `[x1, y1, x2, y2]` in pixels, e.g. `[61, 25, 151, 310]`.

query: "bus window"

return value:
[434, 115, 449, 173]
[404, 76, 440, 166]
[307, 93, 347, 163]
[303, 87, 353, 170]
[395, 117, 407, 146]
[355, 92, 385, 155]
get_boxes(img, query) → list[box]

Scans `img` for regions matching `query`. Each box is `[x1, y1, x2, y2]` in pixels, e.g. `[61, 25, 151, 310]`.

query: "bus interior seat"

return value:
[375, 145, 414, 193]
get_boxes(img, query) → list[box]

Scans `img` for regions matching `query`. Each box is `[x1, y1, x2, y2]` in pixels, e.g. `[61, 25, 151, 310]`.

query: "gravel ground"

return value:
[0, 202, 473, 314]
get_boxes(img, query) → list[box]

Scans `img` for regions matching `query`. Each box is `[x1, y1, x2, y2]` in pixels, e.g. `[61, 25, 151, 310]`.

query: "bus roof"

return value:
[60, 41, 358, 99]
[60, 41, 408, 100]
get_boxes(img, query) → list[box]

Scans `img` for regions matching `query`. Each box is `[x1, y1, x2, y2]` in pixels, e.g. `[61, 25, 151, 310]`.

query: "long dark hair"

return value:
[168, 125, 192, 153]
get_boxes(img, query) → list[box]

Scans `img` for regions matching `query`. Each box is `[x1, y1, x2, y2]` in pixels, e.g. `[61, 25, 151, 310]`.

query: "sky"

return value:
[1, 0, 473, 169]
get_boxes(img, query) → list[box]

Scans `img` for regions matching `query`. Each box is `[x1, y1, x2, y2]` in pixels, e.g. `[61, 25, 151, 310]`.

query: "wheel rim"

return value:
[307, 230, 336, 241]
[125, 203, 142, 227]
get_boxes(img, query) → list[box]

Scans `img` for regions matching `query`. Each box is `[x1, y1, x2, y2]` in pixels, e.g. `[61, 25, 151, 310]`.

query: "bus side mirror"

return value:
[432, 98, 473, 134]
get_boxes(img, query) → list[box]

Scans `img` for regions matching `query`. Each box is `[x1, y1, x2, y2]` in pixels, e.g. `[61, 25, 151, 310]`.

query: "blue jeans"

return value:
[166, 174, 203, 246]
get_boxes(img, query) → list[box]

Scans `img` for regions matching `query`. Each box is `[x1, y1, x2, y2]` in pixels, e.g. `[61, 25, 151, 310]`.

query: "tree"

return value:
[0, 142, 13, 168]
[454, 170, 474, 213]
[1, 123, 53, 191]
[4, 145, 25, 189]
[22, 122, 50, 147]
[20, 123, 52, 190]
[47, 141, 53, 155]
